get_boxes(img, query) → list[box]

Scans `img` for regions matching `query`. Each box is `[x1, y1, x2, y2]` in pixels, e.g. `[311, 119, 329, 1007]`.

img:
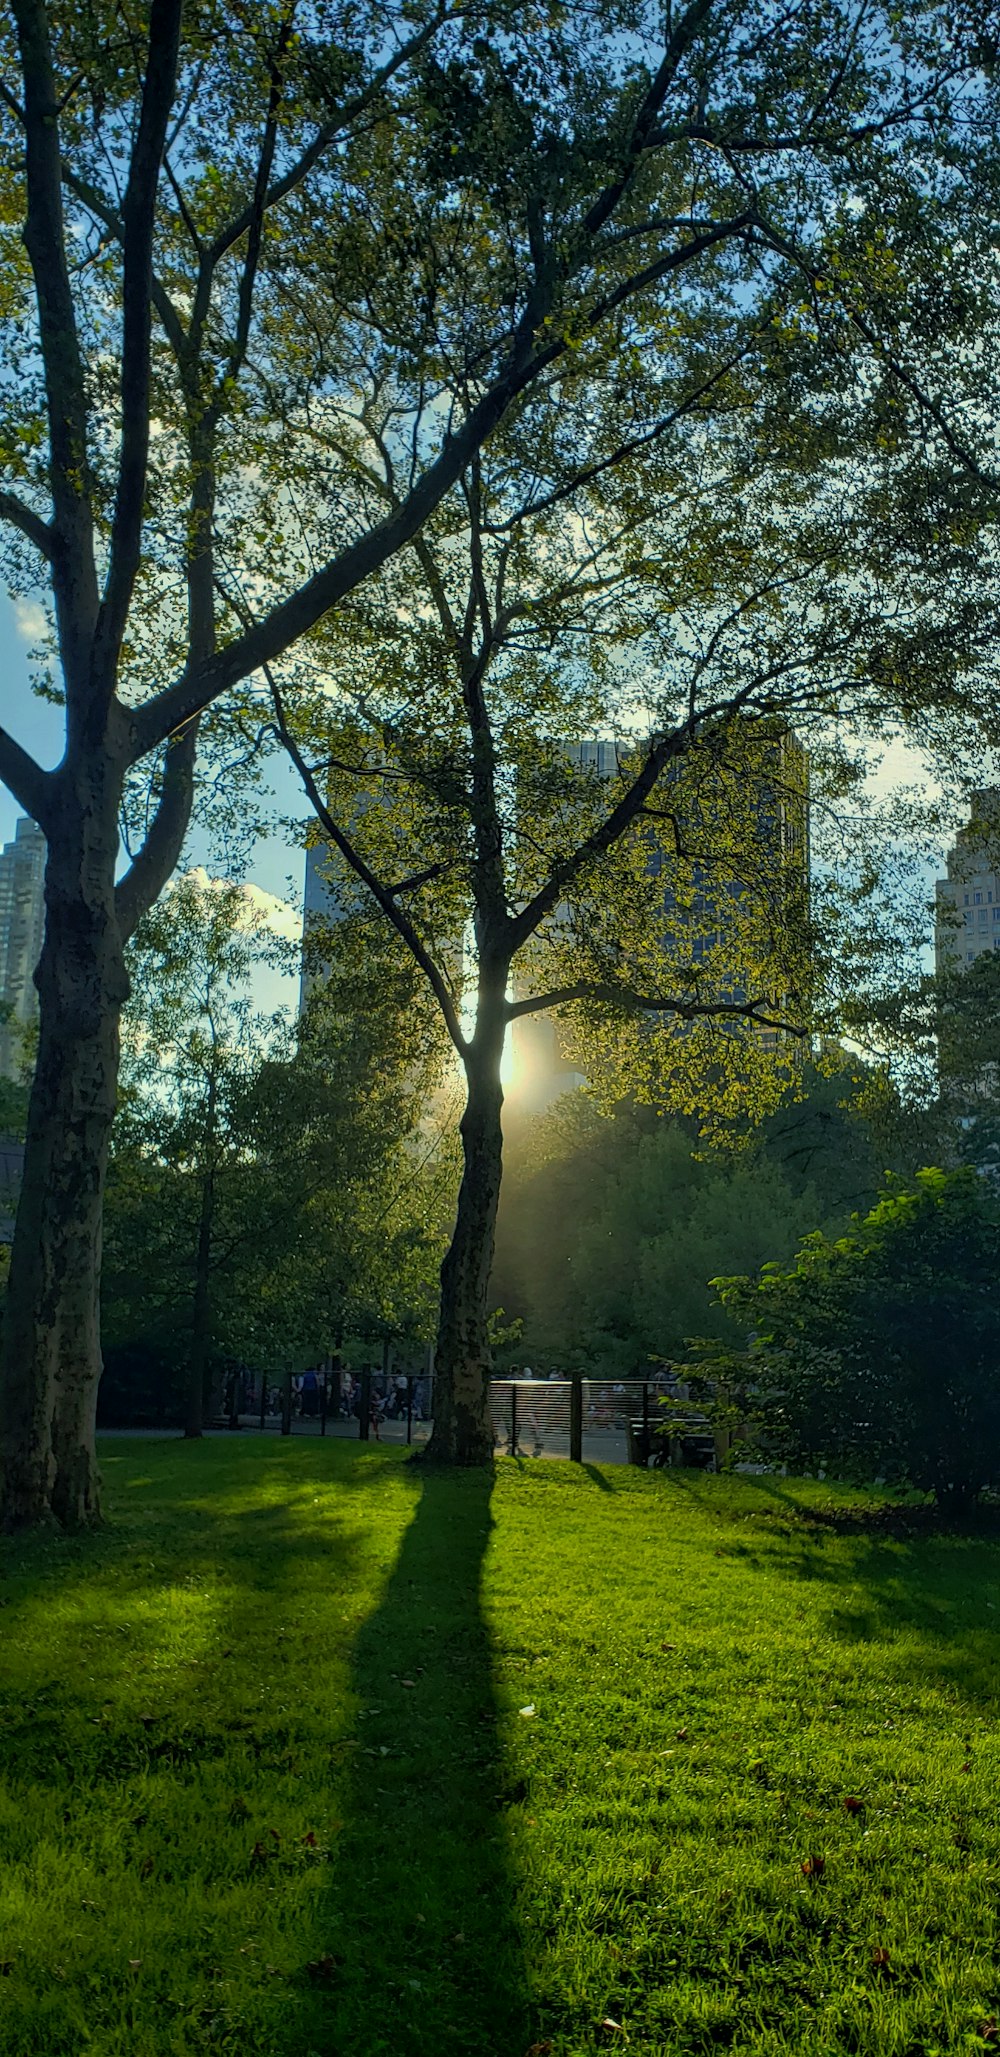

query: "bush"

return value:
[713, 1168, 1000, 1510]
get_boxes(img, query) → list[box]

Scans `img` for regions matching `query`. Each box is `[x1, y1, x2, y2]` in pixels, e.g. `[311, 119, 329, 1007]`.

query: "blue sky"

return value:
[0, 586, 971, 1028]
[0, 592, 308, 1014]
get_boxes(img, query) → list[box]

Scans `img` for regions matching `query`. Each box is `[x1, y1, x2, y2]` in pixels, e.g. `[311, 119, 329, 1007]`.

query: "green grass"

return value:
[2, 1441, 1000, 2055]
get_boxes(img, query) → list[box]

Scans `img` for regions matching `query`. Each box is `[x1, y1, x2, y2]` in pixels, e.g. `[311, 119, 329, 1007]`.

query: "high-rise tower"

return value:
[935, 789, 1000, 973]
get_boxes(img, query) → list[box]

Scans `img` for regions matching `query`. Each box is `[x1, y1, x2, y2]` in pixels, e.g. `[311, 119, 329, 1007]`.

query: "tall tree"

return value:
[0, 0, 993, 1517]
[273, 392, 993, 1460]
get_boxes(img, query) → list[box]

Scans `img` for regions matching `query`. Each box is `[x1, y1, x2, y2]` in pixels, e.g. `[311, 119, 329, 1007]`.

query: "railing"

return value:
[235, 1373, 719, 1468]
[490, 1377, 718, 1467]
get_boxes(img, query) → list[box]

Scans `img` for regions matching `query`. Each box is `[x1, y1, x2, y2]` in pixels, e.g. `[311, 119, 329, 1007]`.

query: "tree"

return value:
[714, 1167, 1000, 1511]
[0, 0, 994, 1517]
[114, 874, 289, 1437]
[105, 877, 453, 1425]
[274, 350, 995, 1460]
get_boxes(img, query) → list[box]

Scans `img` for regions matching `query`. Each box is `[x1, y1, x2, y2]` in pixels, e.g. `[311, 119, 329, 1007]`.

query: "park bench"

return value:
[626, 1411, 717, 1469]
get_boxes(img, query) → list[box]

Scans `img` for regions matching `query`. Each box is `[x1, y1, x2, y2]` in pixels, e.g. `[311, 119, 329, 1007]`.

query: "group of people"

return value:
[253, 1367, 431, 1432]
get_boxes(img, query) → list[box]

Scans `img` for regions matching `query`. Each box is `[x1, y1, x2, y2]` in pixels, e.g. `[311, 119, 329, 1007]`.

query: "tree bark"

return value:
[0, 776, 128, 1528]
[425, 1001, 506, 1467]
[185, 1152, 215, 1440]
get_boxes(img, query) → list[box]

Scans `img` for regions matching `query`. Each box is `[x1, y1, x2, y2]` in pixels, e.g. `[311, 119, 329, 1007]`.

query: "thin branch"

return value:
[506, 982, 803, 1034]
[386, 860, 448, 897]
[94, 0, 184, 685]
[206, 17, 292, 428]
[203, 5, 454, 270]
[752, 216, 1000, 496]
[581, 0, 714, 243]
[268, 670, 468, 1056]
[0, 489, 54, 560]
[483, 344, 754, 534]
[115, 720, 199, 942]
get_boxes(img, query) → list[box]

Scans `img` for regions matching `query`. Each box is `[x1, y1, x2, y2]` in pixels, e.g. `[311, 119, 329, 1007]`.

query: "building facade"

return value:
[510, 724, 810, 1106]
[935, 789, 1000, 974]
[0, 817, 46, 1081]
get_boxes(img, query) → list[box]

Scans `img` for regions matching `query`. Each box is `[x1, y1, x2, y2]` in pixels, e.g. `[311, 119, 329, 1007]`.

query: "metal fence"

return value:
[234, 1372, 720, 1469]
[490, 1378, 719, 1467]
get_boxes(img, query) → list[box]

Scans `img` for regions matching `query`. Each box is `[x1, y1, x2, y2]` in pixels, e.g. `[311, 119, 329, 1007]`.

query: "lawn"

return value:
[1, 1440, 999, 2056]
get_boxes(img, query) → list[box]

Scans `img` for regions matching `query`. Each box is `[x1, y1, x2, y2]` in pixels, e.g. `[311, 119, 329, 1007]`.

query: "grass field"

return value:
[1, 1440, 1000, 2056]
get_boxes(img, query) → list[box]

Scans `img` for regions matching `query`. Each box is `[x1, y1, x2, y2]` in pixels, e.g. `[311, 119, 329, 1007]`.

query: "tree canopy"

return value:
[714, 1167, 1000, 1510]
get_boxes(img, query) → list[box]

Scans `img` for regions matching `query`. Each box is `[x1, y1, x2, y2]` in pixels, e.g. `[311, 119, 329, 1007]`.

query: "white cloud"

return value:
[12, 597, 48, 644]
[179, 867, 300, 942]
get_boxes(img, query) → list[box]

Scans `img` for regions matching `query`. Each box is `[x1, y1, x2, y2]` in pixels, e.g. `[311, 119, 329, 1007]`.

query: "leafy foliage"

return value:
[491, 1061, 917, 1372]
[101, 878, 455, 1424]
[715, 1167, 1000, 1508]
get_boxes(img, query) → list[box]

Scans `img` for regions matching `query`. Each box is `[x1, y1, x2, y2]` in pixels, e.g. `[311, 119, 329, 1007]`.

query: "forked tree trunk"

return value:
[425, 1010, 506, 1466]
[0, 786, 128, 1530]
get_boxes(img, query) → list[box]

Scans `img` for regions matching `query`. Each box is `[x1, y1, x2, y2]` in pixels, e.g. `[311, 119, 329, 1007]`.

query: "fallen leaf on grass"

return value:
[525, 2043, 552, 2056]
[400, 1678, 416, 1689]
[519, 1704, 536, 1718]
[301, 1830, 318, 1848]
[660, 1643, 676, 1653]
[843, 1796, 864, 1814]
[600, 2017, 625, 2034]
[128, 1960, 142, 1971]
[978, 2017, 998, 2043]
[801, 1855, 826, 1878]
[871, 1948, 891, 1974]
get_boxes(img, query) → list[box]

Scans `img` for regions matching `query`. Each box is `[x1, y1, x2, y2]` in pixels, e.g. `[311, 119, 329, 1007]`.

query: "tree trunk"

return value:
[425, 1003, 506, 1466]
[0, 787, 128, 1529]
[185, 1157, 215, 1439]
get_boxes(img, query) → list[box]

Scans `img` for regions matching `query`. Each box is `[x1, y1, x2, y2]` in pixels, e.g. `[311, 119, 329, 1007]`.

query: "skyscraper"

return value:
[935, 789, 1000, 973]
[0, 817, 45, 1080]
[510, 723, 810, 1105]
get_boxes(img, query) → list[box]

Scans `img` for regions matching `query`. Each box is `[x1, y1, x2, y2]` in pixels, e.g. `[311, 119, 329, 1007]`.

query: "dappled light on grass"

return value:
[485, 1463, 1000, 2054]
[3, 1444, 1000, 2052]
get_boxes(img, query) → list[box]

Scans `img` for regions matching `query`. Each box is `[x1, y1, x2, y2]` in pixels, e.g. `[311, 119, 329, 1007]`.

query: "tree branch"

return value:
[203, 5, 454, 270]
[0, 724, 54, 830]
[0, 489, 54, 560]
[483, 343, 754, 534]
[581, 0, 714, 242]
[267, 671, 469, 1057]
[94, 0, 184, 686]
[115, 720, 198, 942]
[12, 0, 99, 665]
[129, 211, 751, 761]
[205, 16, 292, 430]
[506, 982, 803, 1034]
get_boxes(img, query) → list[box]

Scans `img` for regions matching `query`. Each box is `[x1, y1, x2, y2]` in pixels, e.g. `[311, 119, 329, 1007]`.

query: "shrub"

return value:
[713, 1168, 1000, 1510]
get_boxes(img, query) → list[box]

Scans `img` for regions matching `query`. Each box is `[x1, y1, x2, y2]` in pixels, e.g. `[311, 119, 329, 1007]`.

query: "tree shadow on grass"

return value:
[749, 1510, 1000, 1712]
[312, 1463, 528, 2057]
[0, 1443, 527, 2057]
[583, 1463, 615, 1493]
[629, 1464, 1000, 1713]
